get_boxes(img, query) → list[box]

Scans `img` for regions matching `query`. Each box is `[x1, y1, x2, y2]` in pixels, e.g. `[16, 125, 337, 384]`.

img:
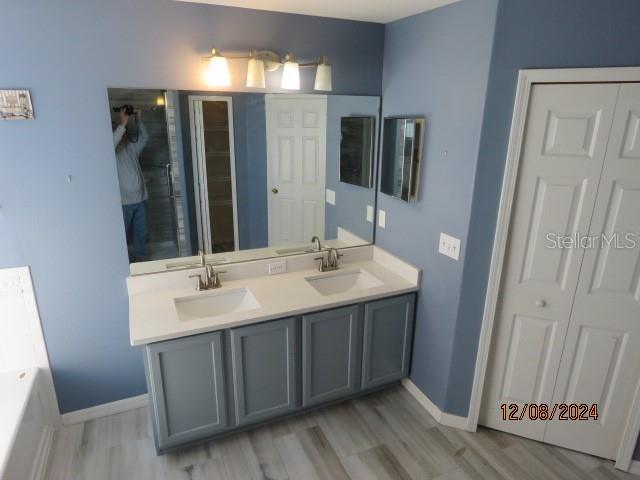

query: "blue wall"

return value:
[244, 96, 269, 248]
[224, 93, 269, 250]
[377, 0, 498, 410]
[378, 0, 640, 435]
[325, 96, 380, 242]
[453, 0, 640, 418]
[452, 0, 640, 457]
[0, 0, 383, 413]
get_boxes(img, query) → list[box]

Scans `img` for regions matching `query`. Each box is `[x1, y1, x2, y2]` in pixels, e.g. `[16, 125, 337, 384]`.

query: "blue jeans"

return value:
[122, 201, 148, 262]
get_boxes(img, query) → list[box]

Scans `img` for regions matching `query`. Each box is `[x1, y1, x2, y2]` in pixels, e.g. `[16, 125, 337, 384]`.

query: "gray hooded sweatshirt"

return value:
[113, 123, 150, 205]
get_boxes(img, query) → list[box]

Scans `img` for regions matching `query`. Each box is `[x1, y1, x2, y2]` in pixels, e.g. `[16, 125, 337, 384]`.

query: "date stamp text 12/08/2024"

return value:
[501, 403, 599, 421]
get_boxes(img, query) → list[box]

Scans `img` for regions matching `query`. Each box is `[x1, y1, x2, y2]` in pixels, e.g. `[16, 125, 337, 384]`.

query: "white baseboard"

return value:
[402, 379, 470, 431]
[629, 460, 640, 475]
[29, 425, 54, 480]
[61, 394, 148, 426]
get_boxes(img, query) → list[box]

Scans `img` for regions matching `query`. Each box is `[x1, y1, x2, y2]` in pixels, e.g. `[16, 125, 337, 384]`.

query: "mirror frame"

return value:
[380, 116, 425, 203]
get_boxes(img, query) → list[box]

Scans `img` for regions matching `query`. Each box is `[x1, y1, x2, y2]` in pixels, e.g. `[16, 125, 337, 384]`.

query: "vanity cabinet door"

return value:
[302, 305, 361, 407]
[145, 331, 227, 451]
[230, 317, 298, 426]
[362, 294, 415, 389]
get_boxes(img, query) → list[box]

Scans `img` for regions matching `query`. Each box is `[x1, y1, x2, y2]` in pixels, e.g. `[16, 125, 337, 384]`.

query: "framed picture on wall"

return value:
[0, 89, 34, 120]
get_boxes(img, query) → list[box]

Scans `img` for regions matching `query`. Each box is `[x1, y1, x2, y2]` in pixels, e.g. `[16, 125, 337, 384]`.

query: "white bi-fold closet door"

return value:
[480, 83, 640, 460]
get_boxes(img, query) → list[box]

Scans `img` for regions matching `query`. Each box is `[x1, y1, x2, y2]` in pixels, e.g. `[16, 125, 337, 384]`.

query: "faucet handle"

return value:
[314, 256, 327, 271]
[189, 273, 205, 291]
[212, 270, 226, 287]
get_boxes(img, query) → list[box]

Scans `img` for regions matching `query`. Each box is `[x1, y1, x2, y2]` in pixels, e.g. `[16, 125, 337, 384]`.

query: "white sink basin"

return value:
[174, 288, 260, 322]
[305, 269, 384, 296]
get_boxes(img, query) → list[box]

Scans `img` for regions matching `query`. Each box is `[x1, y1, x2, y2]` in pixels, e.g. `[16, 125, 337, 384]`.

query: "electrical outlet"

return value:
[326, 188, 336, 205]
[268, 260, 287, 275]
[378, 209, 386, 228]
[439, 232, 461, 261]
[366, 204, 374, 223]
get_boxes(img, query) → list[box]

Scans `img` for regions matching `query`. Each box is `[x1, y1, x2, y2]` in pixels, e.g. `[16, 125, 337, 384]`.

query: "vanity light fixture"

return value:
[205, 48, 231, 87]
[202, 47, 332, 91]
[281, 53, 300, 90]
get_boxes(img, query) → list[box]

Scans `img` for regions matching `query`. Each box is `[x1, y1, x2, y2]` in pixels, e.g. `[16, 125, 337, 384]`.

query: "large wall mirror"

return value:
[107, 89, 380, 275]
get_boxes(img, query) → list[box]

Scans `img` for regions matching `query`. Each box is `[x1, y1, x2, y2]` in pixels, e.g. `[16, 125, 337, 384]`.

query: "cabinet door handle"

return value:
[535, 299, 547, 308]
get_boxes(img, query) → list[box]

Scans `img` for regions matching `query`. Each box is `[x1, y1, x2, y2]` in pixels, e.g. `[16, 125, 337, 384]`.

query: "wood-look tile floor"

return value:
[45, 386, 640, 480]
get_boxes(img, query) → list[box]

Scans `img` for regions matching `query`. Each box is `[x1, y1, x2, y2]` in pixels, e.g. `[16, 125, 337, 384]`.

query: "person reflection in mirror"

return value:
[113, 107, 150, 262]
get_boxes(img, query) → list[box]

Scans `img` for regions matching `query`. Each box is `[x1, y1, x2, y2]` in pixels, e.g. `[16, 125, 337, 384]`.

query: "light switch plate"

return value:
[268, 260, 287, 275]
[366, 204, 374, 223]
[378, 209, 386, 228]
[439, 232, 461, 261]
[326, 188, 336, 206]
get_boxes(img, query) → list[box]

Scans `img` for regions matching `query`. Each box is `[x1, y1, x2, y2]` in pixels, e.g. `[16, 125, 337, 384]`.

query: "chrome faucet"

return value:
[189, 265, 226, 290]
[205, 264, 226, 289]
[328, 248, 343, 268]
[314, 247, 343, 272]
[311, 235, 322, 251]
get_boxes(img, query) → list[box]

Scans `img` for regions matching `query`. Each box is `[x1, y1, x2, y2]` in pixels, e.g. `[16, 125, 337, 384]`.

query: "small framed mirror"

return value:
[380, 116, 425, 202]
[340, 116, 375, 188]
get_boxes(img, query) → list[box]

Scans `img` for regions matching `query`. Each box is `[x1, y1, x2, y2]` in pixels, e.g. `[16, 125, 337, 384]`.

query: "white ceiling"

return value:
[175, 0, 460, 23]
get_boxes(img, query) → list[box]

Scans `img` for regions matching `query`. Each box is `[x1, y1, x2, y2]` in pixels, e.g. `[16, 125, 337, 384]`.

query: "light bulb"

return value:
[246, 55, 266, 88]
[281, 54, 300, 90]
[206, 53, 230, 87]
[314, 57, 332, 91]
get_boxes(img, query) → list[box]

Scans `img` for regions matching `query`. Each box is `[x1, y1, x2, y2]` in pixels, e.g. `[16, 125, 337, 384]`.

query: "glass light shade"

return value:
[206, 55, 230, 87]
[246, 57, 266, 88]
[281, 60, 300, 90]
[155, 95, 165, 106]
[314, 63, 332, 91]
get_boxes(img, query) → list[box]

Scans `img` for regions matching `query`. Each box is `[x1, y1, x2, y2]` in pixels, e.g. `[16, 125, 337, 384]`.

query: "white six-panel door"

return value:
[265, 95, 327, 246]
[544, 84, 640, 458]
[480, 83, 619, 440]
[482, 82, 640, 459]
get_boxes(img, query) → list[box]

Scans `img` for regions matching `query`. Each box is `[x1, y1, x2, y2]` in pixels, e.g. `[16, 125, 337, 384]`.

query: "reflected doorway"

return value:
[189, 96, 239, 254]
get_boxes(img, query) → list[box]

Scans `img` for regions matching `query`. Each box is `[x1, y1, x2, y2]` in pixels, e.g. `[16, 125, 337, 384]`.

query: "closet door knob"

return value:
[272, 187, 279, 194]
[535, 299, 547, 308]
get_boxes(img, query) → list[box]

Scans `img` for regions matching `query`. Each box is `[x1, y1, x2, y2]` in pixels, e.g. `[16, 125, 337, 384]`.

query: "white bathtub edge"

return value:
[29, 425, 54, 480]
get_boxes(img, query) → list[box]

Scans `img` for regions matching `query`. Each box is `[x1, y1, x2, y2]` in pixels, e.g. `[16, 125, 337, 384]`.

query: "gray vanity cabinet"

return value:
[362, 294, 415, 389]
[302, 305, 362, 406]
[143, 293, 416, 453]
[145, 331, 227, 451]
[229, 317, 298, 426]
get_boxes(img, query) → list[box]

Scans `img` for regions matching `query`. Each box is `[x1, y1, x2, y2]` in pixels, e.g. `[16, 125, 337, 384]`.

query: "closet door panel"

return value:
[480, 83, 620, 440]
[545, 83, 640, 459]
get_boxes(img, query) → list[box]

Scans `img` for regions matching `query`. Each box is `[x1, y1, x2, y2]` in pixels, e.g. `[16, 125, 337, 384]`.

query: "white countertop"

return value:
[129, 247, 420, 346]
